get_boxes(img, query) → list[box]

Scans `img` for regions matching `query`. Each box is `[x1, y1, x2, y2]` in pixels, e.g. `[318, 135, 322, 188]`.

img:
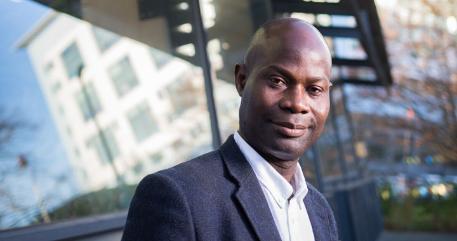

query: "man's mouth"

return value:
[270, 121, 310, 138]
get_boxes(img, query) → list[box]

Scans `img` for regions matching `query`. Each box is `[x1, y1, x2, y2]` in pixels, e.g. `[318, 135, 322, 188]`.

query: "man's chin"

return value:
[260, 144, 308, 163]
[275, 137, 315, 157]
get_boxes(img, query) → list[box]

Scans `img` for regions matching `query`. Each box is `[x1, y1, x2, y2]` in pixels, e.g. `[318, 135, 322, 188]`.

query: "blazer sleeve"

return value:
[121, 173, 196, 241]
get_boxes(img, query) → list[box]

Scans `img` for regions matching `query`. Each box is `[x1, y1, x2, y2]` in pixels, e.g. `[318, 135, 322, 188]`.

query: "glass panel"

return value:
[202, 0, 262, 140]
[92, 26, 119, 52]
[149, 48, 173, 69]
[108, 57, 139, 97]
[317, 119, 342, 178]
[127, 101, 157, 142]
[0, 0, 213, 231]
[75, 83, 102, 121]
[86, 126, 120, 165]
[166, 73, 204, 120]
[333, 38, 366, 60]
[61, 42, 84, 79]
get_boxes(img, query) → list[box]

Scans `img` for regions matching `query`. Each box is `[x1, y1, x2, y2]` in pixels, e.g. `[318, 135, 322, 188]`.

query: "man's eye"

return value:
[307, 86, 324, 96]
[269, 76, 286, 86]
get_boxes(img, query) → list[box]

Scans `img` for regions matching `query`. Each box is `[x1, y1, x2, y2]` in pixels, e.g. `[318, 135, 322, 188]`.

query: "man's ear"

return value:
[235, 64, 248, 97]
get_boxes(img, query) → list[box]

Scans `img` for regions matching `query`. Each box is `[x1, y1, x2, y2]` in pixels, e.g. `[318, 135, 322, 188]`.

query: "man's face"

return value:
[236, 32, 331, 163]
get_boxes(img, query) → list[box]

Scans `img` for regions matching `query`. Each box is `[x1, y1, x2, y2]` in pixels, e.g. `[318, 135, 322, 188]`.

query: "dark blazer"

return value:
[122, 135, 338, 241]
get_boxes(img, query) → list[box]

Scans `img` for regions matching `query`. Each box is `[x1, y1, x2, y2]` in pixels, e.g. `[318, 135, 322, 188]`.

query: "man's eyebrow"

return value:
[262, 65, 330, 83]
[262, 65, 294, 80]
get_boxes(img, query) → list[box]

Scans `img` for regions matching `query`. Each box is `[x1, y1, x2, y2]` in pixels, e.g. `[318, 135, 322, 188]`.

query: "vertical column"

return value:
[341, 85, 364, 177]
[190, 0, 222, 148]
[329, 87, 349, 179]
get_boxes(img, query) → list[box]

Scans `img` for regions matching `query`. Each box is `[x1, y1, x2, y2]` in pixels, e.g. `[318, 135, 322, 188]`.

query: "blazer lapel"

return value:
[304, 187, 328, 241]
[219, 136, 282, 241]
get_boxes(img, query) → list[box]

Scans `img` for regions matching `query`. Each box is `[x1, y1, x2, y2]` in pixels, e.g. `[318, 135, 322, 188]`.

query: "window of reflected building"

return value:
[61, 42, 84, 79]
[75, 82, 102, 121]
[86, 126, 120, 165]
[149, 48, 173, 69]
[92, 26, 119, 52]
[127, 101, 158, 142]
[108, 56, 139, 97]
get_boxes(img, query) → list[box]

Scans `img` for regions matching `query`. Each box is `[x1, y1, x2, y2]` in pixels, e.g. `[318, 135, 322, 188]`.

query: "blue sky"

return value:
[0, 0, 76, 228]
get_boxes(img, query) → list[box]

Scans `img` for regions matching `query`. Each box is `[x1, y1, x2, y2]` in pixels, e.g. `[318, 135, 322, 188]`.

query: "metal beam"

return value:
[317, 26, 360, 38]
[347, 0, 391, 85]
[272, 0, 352, 16]
[190, 0, 222, 148]
[170, 32, 194, 47]
[0, 212, 126, 241]
[334, 78, 379, 86]
[332, 58, 370, 67]
[329, 88, 349, 178]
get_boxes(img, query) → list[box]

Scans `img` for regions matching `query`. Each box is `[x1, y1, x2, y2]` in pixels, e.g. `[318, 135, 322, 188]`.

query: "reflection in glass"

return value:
[127, 101, 157, 142]
[202, 0, 260, 140]
[3, 2, 213, 230]
[108, 57, 139, 97]
[86, 126, 120, 165]
[149, 48, 172, 69]
[61, 42, 84, 79]
[92, 26, 119, 52]
[75, 83, 102, 121]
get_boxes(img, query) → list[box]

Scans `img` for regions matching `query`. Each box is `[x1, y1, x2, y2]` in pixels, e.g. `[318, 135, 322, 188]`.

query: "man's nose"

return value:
[278, 87, 310, 114]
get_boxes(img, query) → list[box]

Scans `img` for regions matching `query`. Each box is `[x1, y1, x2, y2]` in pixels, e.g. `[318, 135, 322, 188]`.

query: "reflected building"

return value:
[17, 12, 238, 192]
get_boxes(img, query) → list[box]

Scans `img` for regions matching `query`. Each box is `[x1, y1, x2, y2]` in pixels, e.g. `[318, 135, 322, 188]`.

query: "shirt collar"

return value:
[234, 132, 308, 209]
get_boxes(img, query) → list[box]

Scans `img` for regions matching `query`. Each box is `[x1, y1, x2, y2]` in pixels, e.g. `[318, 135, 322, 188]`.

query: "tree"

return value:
[350, 0, 457, 165]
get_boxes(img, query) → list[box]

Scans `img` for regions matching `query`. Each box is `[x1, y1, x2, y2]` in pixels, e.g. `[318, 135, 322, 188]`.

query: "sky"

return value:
[0, 0, 77, 228]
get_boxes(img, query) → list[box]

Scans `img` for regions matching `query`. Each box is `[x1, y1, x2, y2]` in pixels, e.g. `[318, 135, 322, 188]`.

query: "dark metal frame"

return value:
[0, 212, 126, 241]
[271, 0, 392, 86]
[190, 0, 222, 148]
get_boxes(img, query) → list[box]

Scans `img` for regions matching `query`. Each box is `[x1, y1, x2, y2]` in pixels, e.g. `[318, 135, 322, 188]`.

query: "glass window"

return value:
[2, 0, 212, 232]
[44, 61, 54, 74]
[108, 57, 139, 97]
[201, 0, 261, 140]
[127, 101, 157, 142]
[61, 42, 84, 79]
[51, 80, 62, 94]
[149, 152, 163, 164]
[166, 74, 202, 120]
[86, 127, 120, 165]
[150, 48, 172, 69]
[92, 26, 119, 52]
[75, 82, 102, 121]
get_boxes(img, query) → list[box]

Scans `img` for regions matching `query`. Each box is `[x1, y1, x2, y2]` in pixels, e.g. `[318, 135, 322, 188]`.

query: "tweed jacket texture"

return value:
[121, 135, 338, 241]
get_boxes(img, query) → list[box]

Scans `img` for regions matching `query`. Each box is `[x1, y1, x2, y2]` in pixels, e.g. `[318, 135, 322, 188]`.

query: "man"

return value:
[122, 18, 337, 241]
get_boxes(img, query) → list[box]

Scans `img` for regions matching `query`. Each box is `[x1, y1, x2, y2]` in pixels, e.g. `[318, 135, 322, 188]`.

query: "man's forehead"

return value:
[245, 18, 331, 70]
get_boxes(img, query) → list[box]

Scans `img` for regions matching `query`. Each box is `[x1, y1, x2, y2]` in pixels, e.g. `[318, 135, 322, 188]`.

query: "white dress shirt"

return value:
[234, 132, 315, 241]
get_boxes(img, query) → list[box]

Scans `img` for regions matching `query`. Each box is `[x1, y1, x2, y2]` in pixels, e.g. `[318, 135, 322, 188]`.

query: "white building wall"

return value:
[22, 13, 214, 192]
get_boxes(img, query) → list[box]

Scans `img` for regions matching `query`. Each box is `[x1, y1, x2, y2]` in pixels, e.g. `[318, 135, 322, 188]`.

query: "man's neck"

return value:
[237, 131, 299, 183]
[267, 159, 298, 183]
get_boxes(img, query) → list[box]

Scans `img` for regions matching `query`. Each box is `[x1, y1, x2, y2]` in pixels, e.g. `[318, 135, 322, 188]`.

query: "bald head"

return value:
[244, 18, 332, 75]
[235, 17, 333, 167]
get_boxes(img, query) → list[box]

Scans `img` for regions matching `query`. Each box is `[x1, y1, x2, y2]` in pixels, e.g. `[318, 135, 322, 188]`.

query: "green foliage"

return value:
[380, 184, 457, 232]
[40, 184, 137, 223]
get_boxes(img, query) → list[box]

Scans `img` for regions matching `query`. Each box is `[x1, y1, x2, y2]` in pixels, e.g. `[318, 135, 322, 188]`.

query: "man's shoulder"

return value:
[140, 149, 229, 192]
[159, 149, 223, 178]
[305, 182, 334, 213]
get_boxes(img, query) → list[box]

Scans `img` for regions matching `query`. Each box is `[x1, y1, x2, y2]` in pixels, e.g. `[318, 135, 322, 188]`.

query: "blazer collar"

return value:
[219, 135, 282, 241]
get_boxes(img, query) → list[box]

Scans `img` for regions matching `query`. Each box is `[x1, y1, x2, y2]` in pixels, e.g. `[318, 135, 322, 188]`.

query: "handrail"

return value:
[0, 211, 126, 241]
